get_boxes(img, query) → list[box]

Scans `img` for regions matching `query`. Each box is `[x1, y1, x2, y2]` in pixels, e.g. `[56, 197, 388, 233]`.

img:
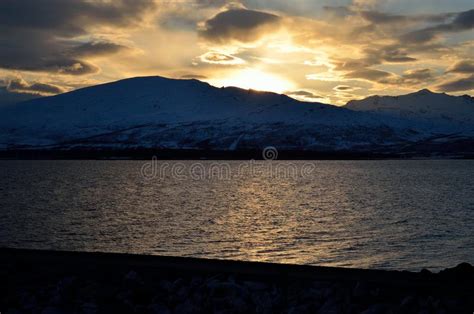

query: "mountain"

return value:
[0, 76, 473, 157]
[345, 89, 474, 128]
[0, 87, 41, 107]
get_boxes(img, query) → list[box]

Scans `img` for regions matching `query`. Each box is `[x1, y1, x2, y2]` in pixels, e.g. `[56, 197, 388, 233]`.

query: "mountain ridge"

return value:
[345, 88, 474, 127]
[0, 76, 473, 157]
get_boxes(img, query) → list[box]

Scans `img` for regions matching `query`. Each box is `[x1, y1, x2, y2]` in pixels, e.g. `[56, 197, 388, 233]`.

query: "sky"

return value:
[0, 0, 473, 105]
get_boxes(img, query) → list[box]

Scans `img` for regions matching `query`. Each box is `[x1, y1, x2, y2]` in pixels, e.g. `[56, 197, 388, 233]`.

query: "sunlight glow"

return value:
[211, 69, 295, 94]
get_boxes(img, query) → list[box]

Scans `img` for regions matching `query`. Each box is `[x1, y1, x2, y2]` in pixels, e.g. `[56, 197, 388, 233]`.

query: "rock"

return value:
[172, 278, 185, 291]
[81, 302, 97, 314]
[41, 306, 64, 314]
[399, 295, 417, 311]
[20, 292, 38, 311]
[124, 270, 144, 285]
[207, 281, 248, 299]
[353, 281, 371, 298]
[148, 303, 172, 314]
[56, 277, 76, 291]
[311, 281, 332, 290]
[175, 286, 190, 300]
[318, 298, 343, 314]
[130, 285, 154, 305]
[322, 287, 336, 299]
[253, 290, 283, 313]
[301, 287, 325, 302]
[242, 280, 268, 291]
[361, 304, 391, 314]
[190, 276, 203, 288]
[174, 299, 199, 313]
[158, 279, 173, 292]
[288, 304, 312, 314]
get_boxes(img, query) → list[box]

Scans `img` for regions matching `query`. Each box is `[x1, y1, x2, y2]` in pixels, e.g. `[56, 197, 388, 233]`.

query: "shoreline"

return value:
[1, 248, 473, 313]
[1, 148, 474, 160]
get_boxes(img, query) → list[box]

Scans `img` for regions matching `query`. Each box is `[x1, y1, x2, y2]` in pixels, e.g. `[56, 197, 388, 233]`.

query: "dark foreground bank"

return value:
[1, 249, 473, 314]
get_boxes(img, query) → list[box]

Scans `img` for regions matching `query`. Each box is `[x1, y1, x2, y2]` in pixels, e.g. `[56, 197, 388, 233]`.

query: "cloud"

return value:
[286, 90, 318, 97]
[70, 42, 129, 58]
[199, 52, 246, 65]
[401, 9, 474, 44]
[447, 60, 474, 74]
[436, 75, 474, 92]
[359, 11, 409, 24]
[323, 6, 354, 18]
[7, 78, 66, 95]
[400, 68, 436, 83]
[285, 90, 327, 102]
[364, 47, 417, 64]
[338, 65, 436, 87]
[359, 10, 455, 25]
[199, 8, 281, 43]
[0, 0, 155, 75]
[334, 85, 359, 92]
[0, 0, 155, 32]
[351, 0, 379, 10]
[180, 74, 208, 80]
[345, 68, 393, 82]
[370, 68, 437, 87]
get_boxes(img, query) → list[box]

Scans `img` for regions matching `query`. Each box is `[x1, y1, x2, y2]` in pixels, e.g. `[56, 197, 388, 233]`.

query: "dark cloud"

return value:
[374, 69, 436, 86]
[384, 55, 417, 63]
[360, 11, 409, 24]
[0, 0, 154, 33]
[401, 69, 435, 83]
[447, 60, 474, 74]
[194, 0, 232, 8]
[287, 90, 316, 97]
[286, 90, 325, 101]
[366, 47, 417, 64]
[333, 47, 416, 77]
[334, 85, 356, 91]
[401, 9, 474, 44]
[0, 0, 155, 75]
[7, 78, 66, 95]
[436, 75, 474, 92]
[345, 68, 393, 82]
[360, 10, 455, 25]
[70, 42, 129, 58]
[180, 74, 208, 80]
[199, 8, 281, 43]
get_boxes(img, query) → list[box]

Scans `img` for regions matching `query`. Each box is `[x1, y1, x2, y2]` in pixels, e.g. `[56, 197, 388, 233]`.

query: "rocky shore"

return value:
[1, 248, 473, 314]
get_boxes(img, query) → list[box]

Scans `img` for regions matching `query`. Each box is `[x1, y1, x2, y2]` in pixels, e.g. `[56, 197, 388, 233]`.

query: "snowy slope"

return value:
[0, 87, 41, 107]
[0, 76, 473, 154]
[345, 89, 474, 128]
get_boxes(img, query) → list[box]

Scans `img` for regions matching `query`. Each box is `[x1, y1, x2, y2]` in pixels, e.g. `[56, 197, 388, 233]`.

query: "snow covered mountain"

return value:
[0, 76, 473, 156]
[346, 89, 474, 128]
[0, 87, 41, 107]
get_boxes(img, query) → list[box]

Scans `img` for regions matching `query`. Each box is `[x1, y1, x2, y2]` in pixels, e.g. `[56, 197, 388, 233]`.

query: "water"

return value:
[1, 160, 473, 271]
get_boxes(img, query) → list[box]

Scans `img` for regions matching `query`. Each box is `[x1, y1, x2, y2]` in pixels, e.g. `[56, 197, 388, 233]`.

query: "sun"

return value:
[210, 69, 294, 94]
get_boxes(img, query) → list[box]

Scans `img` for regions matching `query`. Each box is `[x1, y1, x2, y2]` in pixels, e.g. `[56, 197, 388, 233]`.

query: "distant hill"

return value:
[0, 76, 473, 158]
[345, 89, 474, 126]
